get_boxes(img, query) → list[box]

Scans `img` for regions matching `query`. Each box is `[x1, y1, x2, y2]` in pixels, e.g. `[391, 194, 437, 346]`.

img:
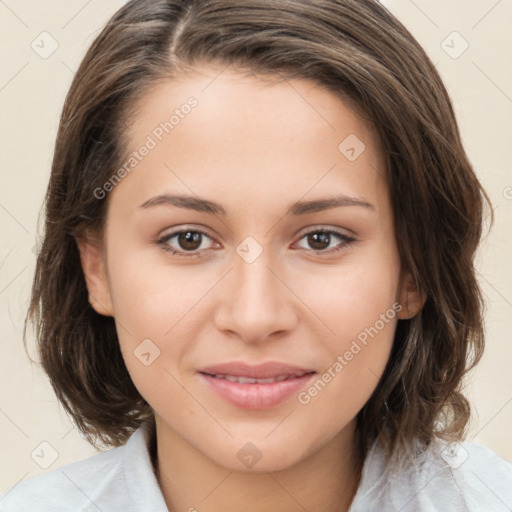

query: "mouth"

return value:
[197, 362, 316, 409]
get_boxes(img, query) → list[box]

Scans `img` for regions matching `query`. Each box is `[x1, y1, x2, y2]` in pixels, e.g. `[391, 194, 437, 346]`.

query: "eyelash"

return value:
[156, 226, 356, 258]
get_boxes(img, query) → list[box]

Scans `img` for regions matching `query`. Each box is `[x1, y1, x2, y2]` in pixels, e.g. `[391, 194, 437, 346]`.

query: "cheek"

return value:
[107, 250, 203, 410]
[106, 241, 215, 338]
[299, 245, 401, 341]
[295, 293, 397, 439]
[293, 244, 400, 410]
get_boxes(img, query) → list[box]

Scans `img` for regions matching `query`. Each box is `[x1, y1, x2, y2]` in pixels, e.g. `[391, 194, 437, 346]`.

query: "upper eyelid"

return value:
[295, 224, 355, 238]
[158, 225, 355, 249]
[158, 226, 212, 241]
[159, 224, 354, 239]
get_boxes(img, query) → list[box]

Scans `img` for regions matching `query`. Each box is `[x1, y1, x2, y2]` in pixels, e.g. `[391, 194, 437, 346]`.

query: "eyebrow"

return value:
[138, 193, 375, 216]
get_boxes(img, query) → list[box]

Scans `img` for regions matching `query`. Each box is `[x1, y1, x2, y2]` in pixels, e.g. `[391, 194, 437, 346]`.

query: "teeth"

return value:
[238, 376, 258, 384]
[210, 373, 305, 383]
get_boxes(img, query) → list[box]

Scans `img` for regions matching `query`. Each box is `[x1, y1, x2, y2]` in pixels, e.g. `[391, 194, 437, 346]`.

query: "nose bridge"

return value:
[236, 249, 278, 307]
[214, 240, 297, 341]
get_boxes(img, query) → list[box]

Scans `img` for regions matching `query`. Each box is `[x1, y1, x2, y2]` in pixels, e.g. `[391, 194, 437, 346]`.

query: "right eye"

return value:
[157, 227, 219, 258]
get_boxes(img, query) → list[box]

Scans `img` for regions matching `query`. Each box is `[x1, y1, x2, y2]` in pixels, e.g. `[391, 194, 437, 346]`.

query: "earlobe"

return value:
[76, 234, 114, 317]
[397, 270, 426, 320]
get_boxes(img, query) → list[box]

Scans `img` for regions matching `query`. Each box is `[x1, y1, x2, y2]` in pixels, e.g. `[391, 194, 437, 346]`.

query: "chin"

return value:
[206, 434, 312, 474]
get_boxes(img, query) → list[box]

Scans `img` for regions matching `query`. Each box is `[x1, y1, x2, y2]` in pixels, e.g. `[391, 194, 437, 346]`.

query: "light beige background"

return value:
[1, 0, 511, 493]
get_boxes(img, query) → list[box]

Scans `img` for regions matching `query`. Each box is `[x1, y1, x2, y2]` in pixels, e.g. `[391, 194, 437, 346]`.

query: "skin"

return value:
[78, 64, 423, 512]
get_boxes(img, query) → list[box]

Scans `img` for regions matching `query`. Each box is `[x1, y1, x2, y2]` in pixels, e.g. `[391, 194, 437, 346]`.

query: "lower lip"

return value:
[198, 372, 316, 410]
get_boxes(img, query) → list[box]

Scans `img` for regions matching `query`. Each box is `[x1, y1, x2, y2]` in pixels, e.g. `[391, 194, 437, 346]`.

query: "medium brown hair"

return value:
[26, 0, 491, 458]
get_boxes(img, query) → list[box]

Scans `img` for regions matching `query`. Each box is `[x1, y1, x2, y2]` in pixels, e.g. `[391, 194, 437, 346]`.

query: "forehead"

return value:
[114, 65, 387, 218]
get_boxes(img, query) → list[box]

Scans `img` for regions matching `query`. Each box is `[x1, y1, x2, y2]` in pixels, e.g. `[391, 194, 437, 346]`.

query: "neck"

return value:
[152, 417, 363, 512]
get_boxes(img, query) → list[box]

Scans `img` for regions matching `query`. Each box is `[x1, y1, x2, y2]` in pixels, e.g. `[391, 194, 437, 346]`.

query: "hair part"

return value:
[26, 0, 492, 458]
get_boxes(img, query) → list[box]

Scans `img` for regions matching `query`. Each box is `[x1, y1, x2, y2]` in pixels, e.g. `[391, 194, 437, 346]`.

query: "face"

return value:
[79, 64, 420, 472]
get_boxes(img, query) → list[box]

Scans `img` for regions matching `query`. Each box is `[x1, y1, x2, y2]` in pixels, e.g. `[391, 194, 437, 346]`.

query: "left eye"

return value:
[157, 228, 354, 257]
[294, 230, 355, 254]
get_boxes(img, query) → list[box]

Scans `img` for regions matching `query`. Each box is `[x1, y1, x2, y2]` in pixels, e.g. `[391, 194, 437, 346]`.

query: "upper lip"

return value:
[199, 362, 316, 379]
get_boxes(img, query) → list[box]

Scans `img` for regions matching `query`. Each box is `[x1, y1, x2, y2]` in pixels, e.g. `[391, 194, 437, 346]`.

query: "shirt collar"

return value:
[122, 422, 169, 512]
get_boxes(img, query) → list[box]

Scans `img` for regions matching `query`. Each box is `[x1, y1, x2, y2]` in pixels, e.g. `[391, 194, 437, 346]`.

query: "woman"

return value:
[2, 1, 511, 510]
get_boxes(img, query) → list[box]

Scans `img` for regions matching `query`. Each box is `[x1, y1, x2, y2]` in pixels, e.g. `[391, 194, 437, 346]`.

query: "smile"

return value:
[197, 363, 316, 409]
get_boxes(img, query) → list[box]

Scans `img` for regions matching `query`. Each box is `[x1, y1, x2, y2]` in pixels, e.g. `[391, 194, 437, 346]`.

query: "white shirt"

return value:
[1, 422, 511, 511]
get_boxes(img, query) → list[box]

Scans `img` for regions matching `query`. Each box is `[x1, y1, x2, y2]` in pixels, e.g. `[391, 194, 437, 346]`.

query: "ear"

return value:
[76, 233, 114, 317]
[396, 269, 426, 320]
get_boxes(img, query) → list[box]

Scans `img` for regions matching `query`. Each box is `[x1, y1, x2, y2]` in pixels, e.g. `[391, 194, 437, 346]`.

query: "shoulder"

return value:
[455, 441, 512, 506]
[350, 438, 512, 512]
[0, 424, 168, 512]
[0, 444, 123, 511]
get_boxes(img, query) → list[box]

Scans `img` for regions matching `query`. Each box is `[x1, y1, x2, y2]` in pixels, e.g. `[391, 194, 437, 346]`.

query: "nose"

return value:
[213, 245, 298, 344]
